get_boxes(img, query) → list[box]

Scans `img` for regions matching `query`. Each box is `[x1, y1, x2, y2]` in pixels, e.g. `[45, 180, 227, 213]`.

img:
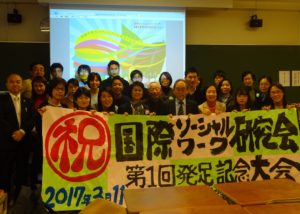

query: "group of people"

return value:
[21, 60, 298, 116]
[0, 59, 299, 210]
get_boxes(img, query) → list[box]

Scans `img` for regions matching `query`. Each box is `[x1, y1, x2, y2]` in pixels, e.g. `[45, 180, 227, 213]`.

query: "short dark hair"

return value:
[130, 69, 143, 81]
[67, 78, 79, 88]
[258, 75, 272, 85]
[107, 60, 120, 68]
[77, 64, 91, 75]
[112, 76, 124, 85]
[29, 62, 45, 71]
[50, 63, 64, 72]
[87, 72, 102, 88]
[99, 88, 114, 98]
[242, 71, 256, 82]
[48, 78, 67, 97]
[184, 67, 199, 78]
[213, 70, 226, 79]
[5, 73, 22, 83]
[73, 87, 91, 110]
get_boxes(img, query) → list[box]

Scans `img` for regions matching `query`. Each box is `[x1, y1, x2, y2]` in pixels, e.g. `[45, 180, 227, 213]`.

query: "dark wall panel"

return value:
[187, 45, 300, 103]
[0, 42, 49, 90]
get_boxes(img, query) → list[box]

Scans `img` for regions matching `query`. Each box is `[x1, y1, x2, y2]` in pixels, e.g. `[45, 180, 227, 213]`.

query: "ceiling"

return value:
[1, 0, 300, 11]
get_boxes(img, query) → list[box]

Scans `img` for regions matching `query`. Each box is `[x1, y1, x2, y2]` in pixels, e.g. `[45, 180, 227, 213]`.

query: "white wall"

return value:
[0, 3, 49, 42]
[187, 9, 300, 45]
[1, 3, 300, 45]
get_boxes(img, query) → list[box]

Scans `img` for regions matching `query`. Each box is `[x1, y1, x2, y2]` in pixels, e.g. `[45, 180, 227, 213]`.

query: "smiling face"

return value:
[185, 72, 199, 88]
[89, 76, 101, 90]
[148, 82, 161, 100]
[270, 85, 284, 105]
[33, 81, 46, 96]
[205, 85, 217, 103]
[100, 91, 113, 110]
[75, 94, 91, 110]
[160, 74, 171, 87]
[173, 80, 188, 101]
[131, 85, 143, 102]
[112, 79, 124, 96]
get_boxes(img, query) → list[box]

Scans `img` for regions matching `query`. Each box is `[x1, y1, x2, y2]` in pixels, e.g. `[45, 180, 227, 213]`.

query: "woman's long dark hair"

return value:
[31, 76, 48, 99]
[233, 86, 251, 111]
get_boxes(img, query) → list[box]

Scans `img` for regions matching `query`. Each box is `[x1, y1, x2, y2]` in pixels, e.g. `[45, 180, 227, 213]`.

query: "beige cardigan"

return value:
[198, 101, 226, 114]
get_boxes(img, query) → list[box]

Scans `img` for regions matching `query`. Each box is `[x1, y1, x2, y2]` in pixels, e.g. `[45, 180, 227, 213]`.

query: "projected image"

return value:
[72, 22, 166, 82]
[50, 7, 185, 83]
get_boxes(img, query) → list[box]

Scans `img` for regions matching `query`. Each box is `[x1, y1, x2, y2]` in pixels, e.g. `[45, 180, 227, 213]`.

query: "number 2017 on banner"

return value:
[44, 185, 125, 208]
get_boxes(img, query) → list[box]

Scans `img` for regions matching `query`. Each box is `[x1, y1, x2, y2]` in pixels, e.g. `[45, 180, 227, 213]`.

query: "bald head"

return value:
[6, 73, 23, 95]
[148, 82, 161, 100]
[173, 79, 188, 101]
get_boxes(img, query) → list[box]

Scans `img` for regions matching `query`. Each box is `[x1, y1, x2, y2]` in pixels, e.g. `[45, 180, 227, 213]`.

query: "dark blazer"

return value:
[0, 93, 35, 150]
[113, 94, 130, 107]
[186, 86, 205, 105]
[144, 98, 169, 115]
[256, 93, 273, 110]
[167, 98, 199, 115]
[118, 101, 149, 115]
[219, 94, 235, 112]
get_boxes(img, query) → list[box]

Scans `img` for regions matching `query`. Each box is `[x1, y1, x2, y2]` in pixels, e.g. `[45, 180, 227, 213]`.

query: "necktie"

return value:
[13, 96, 21, 127]
[178, 101, 184, 115]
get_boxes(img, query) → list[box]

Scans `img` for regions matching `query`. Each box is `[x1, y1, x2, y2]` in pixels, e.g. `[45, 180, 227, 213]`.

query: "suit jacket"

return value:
[218, 94, 235, 112]
[255, 92, 273, 110]
[167, 99, 199, 115]
[144, 98, 169, 115]
[186, 86, 206, 105]
[0, 93, 35, 150]
[118, 101, 149, 115]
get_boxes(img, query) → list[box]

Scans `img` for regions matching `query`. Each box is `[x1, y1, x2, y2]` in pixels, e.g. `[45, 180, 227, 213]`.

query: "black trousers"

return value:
[0, 147, 30, 198]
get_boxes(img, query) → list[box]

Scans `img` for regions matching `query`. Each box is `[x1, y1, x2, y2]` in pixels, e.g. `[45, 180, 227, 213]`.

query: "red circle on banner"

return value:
[45, 111, 111, 182]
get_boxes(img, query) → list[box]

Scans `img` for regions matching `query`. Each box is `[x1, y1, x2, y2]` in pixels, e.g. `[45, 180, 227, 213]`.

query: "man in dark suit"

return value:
[0, 73, 35, 201]
[167, 79, 199, 115]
